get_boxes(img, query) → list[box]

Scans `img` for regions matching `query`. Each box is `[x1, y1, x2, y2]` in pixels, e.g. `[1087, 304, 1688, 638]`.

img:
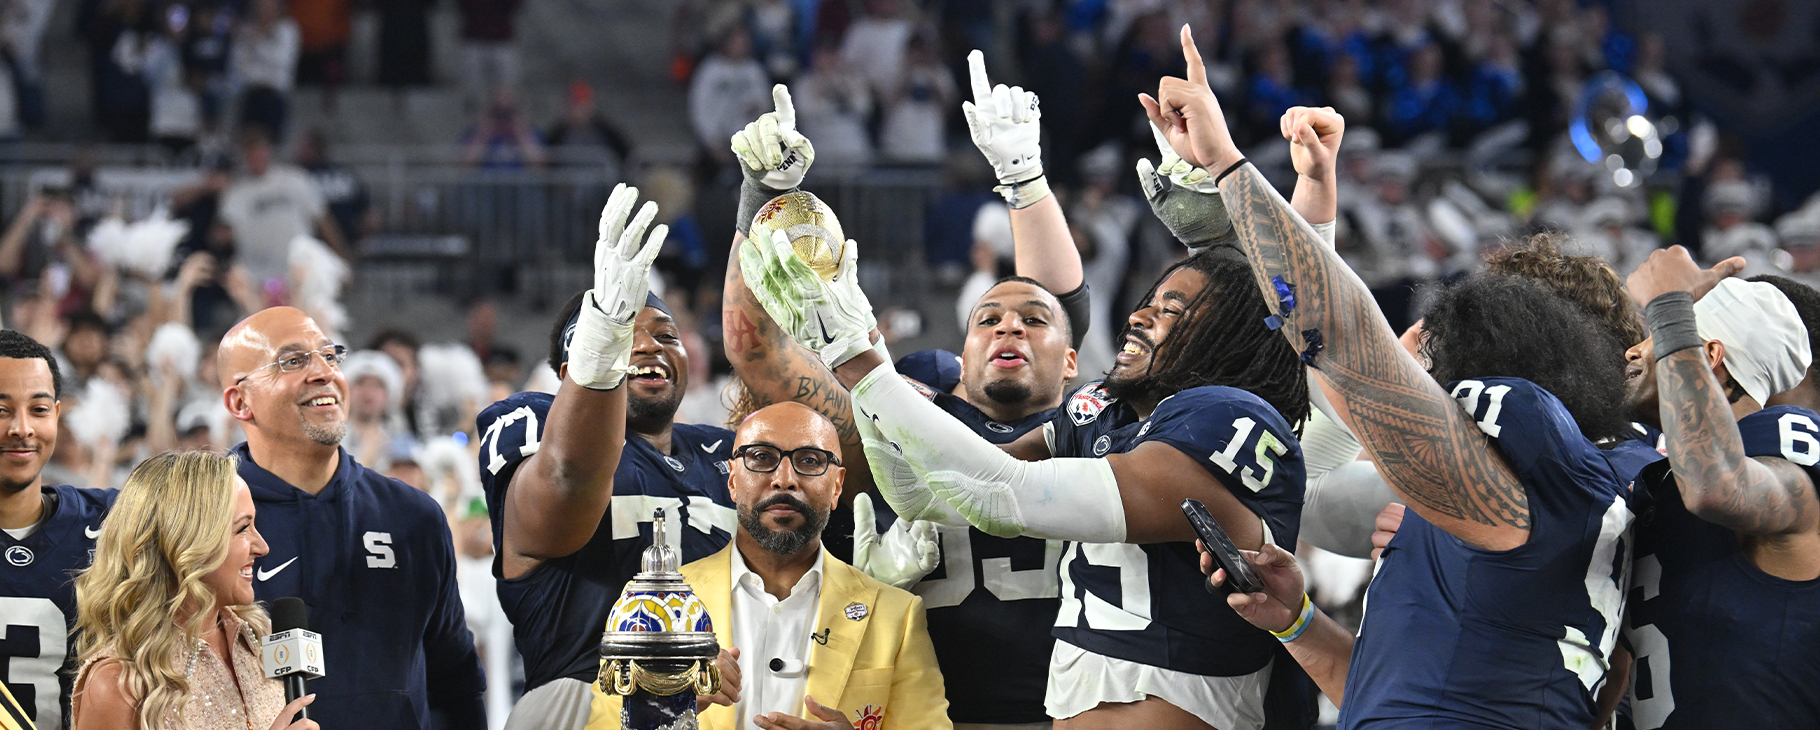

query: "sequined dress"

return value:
[73, 613, 288, 729]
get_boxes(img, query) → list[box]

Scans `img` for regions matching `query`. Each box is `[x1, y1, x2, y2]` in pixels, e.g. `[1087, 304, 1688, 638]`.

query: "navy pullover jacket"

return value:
[235, 443, 485, 730]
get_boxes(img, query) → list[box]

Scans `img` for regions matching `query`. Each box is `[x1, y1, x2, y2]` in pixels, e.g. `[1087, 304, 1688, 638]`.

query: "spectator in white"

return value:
[1067, 144, 1138, 378]
[839, 0, 912, 100]
[1570, 196, 1660, 275]
[879, 30, 953, 164]
[232, 0, 300, 142]
[1340, 152, 1427, 286]
[688, 24, 770, 165]
[747, 0, 796, 79]
[456, 0, 521, 106]
[142, 7, 203, 153]
[953, 201, 1012, 330]
[1532, 151, 1600, 231]
[218, 126, 348, 297]
[1777, 213, 1820, 291]
[341, 349, 409, 471]
[1704, 179, 1779, 274]
[792, 41, 873, 167]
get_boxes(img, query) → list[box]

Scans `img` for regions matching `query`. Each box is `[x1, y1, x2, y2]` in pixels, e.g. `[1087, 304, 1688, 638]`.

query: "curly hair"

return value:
[73, 451, 270, 730]
[1421, 274, 1631, 442]
[1484, 232, 1648, 348]
[1104, 249, 1310, 429]
[0, 329, 62, 397]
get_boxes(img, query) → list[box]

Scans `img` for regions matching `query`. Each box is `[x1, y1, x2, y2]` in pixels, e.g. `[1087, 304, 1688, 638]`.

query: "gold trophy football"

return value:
[748, 191, 846, 280]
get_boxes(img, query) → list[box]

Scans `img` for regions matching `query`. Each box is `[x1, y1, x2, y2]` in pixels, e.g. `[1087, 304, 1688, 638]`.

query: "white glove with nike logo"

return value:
[569, 183, 667, 390]
[731, 84, 815, 233]
[962, 50, 1049, 209]
[851, 492, 941, 590]
[739, 227, 874, 370]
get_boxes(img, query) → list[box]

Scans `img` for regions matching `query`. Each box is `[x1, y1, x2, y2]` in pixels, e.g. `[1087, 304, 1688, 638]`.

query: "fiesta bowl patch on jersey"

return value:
[1068, 385, 1113, 426]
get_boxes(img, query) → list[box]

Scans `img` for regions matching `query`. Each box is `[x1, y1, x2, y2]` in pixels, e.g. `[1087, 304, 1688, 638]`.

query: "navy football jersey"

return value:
[0, 485, 114, 730]
[895, 376, 1062, 724]
[1624, 406, 1820, 729]
[477, 392, 736, 690]
[1047, 382, 1305, 677]
[1341, 378, 1634, 729]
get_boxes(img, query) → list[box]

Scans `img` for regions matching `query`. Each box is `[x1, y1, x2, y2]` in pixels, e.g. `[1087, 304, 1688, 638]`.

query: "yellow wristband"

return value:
[1270, 593, 1315, 642]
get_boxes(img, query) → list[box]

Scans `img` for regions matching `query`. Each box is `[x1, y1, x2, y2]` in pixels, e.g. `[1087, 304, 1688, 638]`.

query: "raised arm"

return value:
[1145, 25, 1528, 551]
[718, 85, 873, 490]
[498, 185, 665, 577]
[962, 50, 1083, 295]
[1628, 247, 1819, 536]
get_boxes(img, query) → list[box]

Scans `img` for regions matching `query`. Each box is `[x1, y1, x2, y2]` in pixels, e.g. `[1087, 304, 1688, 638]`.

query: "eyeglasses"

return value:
[235, 344, 348, 385]
[732, 444, 840, 476]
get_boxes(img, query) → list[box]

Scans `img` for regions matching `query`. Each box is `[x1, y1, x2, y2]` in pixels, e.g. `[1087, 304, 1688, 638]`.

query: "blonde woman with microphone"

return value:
[69, 451, 317, 730]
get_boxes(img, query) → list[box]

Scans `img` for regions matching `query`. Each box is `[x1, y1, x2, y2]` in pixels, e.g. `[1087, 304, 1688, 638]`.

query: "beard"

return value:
[301, 417, 347, 446]
[979, 378, 1033, 406]
[738, 493, 826, 556]
[629, 387, 684, 424]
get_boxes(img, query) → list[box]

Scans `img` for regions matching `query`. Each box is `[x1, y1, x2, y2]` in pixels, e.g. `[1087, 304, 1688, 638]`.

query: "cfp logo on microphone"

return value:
[263, 628, 327, 679]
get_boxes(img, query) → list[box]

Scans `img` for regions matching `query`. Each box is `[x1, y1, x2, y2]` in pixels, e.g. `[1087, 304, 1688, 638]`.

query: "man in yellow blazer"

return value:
[588, 402, 951, 730]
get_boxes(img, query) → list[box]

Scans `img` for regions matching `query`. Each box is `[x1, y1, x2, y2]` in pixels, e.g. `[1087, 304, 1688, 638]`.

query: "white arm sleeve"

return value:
[856, 401, 970, 528]
[852, 365, 1127, 542]
[1311, 219, 1336, 249]
[1302, 460, 1401, 559]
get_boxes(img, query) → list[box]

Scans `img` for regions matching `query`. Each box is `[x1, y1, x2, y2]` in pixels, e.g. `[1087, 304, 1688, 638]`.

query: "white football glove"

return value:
[857, 403, 968, 527]
[731, 84, 815, 191]
[569, 183, 667, 390]
[851, 492, 941, 590]
[739, 227, 875, 370]
[1136, 121, 1232, 251]
[962, 50, 1048, 208]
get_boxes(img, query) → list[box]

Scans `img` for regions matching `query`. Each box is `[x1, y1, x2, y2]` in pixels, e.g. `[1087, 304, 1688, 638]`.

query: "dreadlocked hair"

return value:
[1110, 249, 1310, 430]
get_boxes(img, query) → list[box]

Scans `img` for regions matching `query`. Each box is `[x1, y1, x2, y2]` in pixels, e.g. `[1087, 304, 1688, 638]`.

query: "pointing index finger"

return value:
[1180, 24, 1206, 87]
[967, 50, 992, 107]
[772, 84, 795, 130]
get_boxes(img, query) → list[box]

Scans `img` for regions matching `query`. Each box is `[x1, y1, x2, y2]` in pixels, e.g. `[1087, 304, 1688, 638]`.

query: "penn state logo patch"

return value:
[663, 456, 685, 472]
[5, 545, 32, 567]
[985, 421, 1014, 434]
[1093, 435, 1112, 456]
[1068, 386, 1112, 426]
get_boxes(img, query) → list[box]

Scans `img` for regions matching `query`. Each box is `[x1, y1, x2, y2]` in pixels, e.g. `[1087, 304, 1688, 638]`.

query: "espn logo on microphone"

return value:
[262, 628, 326, 680]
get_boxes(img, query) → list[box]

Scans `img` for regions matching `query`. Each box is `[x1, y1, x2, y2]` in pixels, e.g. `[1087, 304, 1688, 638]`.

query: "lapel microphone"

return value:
[810, 628, 830, 645]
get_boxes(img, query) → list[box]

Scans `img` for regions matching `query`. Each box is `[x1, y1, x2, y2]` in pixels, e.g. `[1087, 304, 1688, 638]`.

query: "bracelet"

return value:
[1215, 157, 1251, 186]
[1645, 291, 1703, 360]
[1271, 593, 1316, 643]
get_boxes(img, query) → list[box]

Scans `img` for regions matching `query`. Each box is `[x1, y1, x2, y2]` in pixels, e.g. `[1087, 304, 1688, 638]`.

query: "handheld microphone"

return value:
[263, 598, 325, 721]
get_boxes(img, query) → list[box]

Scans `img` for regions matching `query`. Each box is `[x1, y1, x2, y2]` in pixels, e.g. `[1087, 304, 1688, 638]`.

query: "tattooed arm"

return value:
[1629, 248, 1818, 537]
[724, 231, 875, 496]
[1142, 24, 1529, 550]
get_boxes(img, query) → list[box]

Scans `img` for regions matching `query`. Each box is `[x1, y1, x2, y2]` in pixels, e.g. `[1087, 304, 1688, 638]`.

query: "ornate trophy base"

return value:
[620, 689, 698, 730]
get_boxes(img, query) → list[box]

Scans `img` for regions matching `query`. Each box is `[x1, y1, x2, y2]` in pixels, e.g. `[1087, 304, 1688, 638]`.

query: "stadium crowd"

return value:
[1, 0, 1818, 730]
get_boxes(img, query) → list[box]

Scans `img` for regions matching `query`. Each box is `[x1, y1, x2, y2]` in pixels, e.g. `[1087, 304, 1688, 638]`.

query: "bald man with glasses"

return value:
[588, 402, 950, 730]
[219, 306, 486, 730]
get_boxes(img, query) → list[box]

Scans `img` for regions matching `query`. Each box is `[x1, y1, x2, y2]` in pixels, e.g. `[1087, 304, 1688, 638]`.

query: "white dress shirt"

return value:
[730, 542, 825, 729]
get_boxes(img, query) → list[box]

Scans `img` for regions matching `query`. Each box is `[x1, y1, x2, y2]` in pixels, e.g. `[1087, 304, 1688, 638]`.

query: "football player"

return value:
[476, 185, 740, 730]
[1621, 250, 1820, 728]
[0, 330, 112, 730]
